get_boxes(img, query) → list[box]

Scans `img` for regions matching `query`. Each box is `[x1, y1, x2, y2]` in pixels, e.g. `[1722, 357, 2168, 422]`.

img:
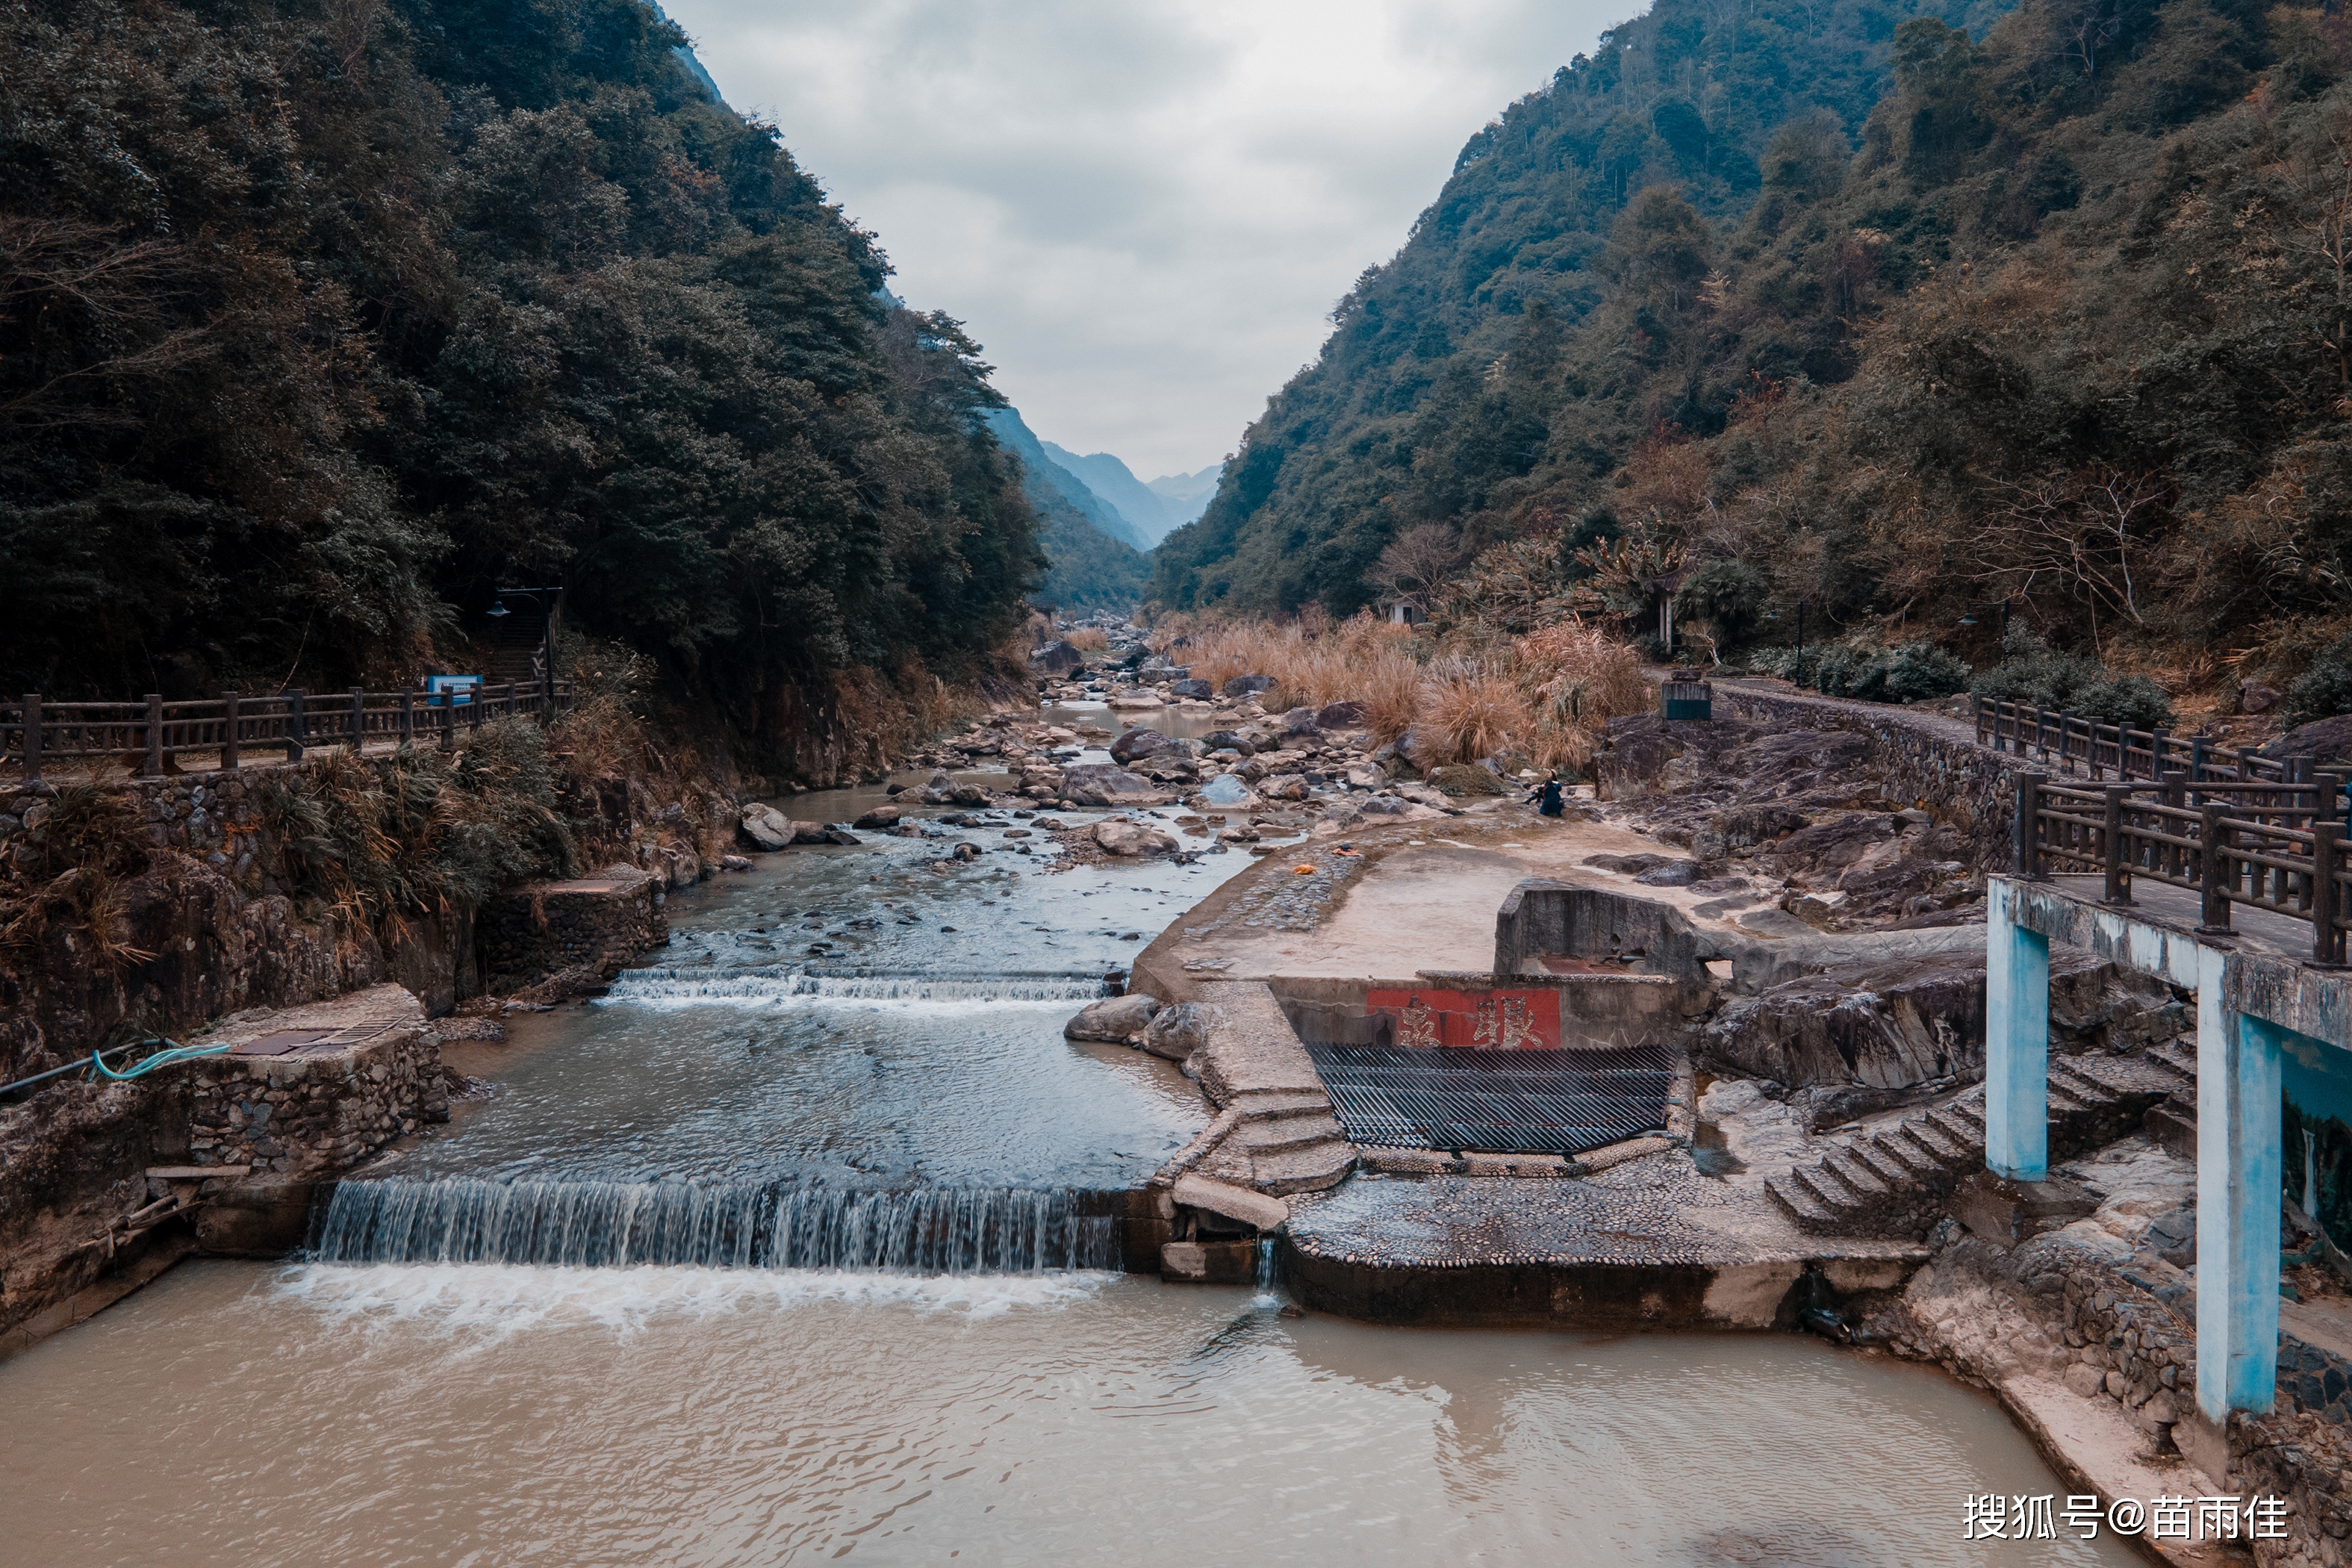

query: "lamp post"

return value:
[488, 585, 564, 706]
[1958, 597, 2015, 643]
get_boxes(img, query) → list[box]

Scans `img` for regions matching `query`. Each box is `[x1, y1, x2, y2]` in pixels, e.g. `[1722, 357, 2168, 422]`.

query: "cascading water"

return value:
[603, 968, 1115, 1007]
[311, 1178, 1121, 1273]
[1253, 1236, 1279, 1307]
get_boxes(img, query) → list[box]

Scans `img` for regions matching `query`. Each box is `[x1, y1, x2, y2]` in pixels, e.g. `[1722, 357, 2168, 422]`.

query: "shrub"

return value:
[1785, 639, 1972, 703]
[1414, 660, 1534, 765]
[1970, 632, 2175, 730]
[1673, 560, 1770, 648]
[2285, 635, 2352, 726]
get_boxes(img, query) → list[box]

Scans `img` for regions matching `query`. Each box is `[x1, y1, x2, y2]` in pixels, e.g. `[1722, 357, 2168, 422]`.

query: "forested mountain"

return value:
[1027, 488, 1152, 611]
[1147, 464, 1225, 531]
[1040, 441, 1180, 544]
[2, 0, 1042, 769]
[981, 410, 1155, 552]
[1154, 0, 2352, 691]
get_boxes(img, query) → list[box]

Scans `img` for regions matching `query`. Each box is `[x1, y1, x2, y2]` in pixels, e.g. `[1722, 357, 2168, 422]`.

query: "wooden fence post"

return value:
[399, 689, 414, 746]
[287, 689, 306, 763]
[2199, 803, 2233, 933]
[221, 691, 240, 771]
[349, 688, 365, 753]
[1973, 693, 1985, 744]
[144, 693, 164, 777]
[2162, 769, 2188, 879]
[20, 693, 40, 783]
[2191, 734, 2209, 783]
[2313, 823, 2346, 967]
[2060, 711, 2078, 774]
[2103, 785, 2132, 904]
[440, 691, 455, 753]
[2017, 772, 2046, 880]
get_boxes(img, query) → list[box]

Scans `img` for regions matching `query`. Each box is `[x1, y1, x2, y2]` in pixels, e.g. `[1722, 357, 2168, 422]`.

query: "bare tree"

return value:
[1366, 523, 1462, 614]
[1974, 467, 2169, 652]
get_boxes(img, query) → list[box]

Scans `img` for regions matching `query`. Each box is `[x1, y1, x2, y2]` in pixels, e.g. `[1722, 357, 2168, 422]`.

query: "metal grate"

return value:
[1306, 1042, 1674, 1156]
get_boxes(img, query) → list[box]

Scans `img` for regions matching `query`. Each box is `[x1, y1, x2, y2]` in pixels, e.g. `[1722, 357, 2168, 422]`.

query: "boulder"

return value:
[789, 821, 832, 844]
[1632, 859, 1702, 887]
[1060, 764, 1173, 807]
[1278, 706, 1322, 739]
[2263, 713, 2352, 762]
[1426, 764, 1506, 797]
[1031, 640, 1083, 674]
[1257, 774, 1310, 801]
[1094, 819, 1179, 856]
[1223, 673, 1276, 697]
[852, 805, 902, 830]
[1202, 729, 1257, 755]
[1064, 994, 1161, 1042]
[1769, 811, 1897, 876]
[1141, 1001, 1210, 1060]
[821, 827, 862, 846]
[1316, 700, 1369, 730]
[1169, 679, 1214, 700]
[1342, 763, 1384, 790]
[738, 803, 794, 851]
[2240, 681, 2280, 715]
[1110, 727, 1171, 765]
[1197, 774, 1259, 809]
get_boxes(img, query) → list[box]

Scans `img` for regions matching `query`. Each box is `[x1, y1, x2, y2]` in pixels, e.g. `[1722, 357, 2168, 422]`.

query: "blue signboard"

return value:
[424, 675, 481, 706]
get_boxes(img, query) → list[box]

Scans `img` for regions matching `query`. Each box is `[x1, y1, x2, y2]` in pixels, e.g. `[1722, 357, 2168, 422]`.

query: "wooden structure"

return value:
[3, 681, 576, 780]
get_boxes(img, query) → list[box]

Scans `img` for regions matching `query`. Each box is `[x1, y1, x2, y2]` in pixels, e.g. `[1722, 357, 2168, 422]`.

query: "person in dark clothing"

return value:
[1528, 774, 1564, 817]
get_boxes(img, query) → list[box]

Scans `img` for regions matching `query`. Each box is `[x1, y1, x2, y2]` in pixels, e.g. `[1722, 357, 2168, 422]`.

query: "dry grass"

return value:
[1063, 626, 1110, 653]
[1413, 660, 1535, 765]
[1514, 621, 1649, 770]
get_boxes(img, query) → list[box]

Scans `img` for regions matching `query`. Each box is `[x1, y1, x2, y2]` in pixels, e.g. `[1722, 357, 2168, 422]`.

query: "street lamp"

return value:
[1958, 597, 2015, 643]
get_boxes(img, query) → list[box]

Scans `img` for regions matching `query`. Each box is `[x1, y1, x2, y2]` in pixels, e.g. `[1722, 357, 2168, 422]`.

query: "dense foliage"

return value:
[1155, 0, 2352, 708]
[1, 0, 1042, 763]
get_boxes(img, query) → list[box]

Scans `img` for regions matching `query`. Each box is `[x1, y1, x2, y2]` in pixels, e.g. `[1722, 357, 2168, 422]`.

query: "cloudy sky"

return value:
[660, 0, 1617, 480]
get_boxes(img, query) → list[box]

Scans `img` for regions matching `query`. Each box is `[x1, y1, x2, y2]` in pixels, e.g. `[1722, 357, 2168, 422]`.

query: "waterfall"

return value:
[604, 968, 1114, 1006]
[309, 1179, 1123, 1273]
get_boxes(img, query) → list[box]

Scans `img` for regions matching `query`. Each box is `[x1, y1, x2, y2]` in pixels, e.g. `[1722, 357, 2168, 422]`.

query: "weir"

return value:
[310, 1178, 1127, 1273]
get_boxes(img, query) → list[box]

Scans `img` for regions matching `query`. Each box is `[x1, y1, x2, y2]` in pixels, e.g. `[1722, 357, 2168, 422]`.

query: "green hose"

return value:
[90, 1038, 234, 1080]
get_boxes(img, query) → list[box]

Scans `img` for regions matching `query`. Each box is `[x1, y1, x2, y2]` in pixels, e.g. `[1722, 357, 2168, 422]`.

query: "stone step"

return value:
[2147, 1041, 2199, 1083]
[1846, 1140, 1913, 1187]
[2044, 1081, 2094, 1116]
[1791, 1163, 1865, 1213]
[1232, 1114, 1345, 1155]
[1867, 1131, 1939, 1179]
[1252, 1139, 1357, 1195]
[1231, 1090, 1332, 1119]
[1946, 1099, 1988, 1132]
[1767, 1177, 1840, 1231]
[2047, 1063, 2110, 1104]
[1821, 1149, 1891, 1200]
[1923, 1109, 1983, 1156]
[1900, 1119, 1970, 1166]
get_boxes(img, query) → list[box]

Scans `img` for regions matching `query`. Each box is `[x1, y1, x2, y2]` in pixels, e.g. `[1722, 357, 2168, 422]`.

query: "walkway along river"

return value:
[0, 705, 2143, 1567]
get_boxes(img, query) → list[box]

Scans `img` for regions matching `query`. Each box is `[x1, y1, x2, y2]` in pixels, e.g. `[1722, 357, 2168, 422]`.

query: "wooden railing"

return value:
[2017, 771, 2352, 965]
[1973, 694, 2318, 787]
[1, 682, 576, 782]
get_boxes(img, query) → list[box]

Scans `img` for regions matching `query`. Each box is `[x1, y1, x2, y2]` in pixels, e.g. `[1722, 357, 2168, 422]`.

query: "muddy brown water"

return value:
[0, 701, 2135, 1566]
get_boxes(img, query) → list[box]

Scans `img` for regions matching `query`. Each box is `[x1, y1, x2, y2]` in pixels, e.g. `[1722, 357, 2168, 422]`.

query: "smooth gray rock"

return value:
[1141, 1001, 1210, 1061]
[738, 803, 793, 851]
[1222, 673, 1275, 697]
[1060, 765, 1172, 807]
[1065, 994, 1162, 1042]
[1094, 819, 1178, 856]
[1110, 727, 1170, 764]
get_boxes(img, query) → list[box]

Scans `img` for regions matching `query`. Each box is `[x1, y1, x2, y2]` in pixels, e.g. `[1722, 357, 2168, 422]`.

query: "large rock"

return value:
[738, 803, 794, 851]
[1202, 729, 1257, 755]
[1316, 700, 1369, 730]
[852, 805, 901, 830]
[1141, 1001, 1210, 1060]
[1223, 673, 1275, 697]
[1700, 945, 2179, 1099]
[1169, 679, 1214, 700]
[1197, 774, 1259, 809]
[1094, 819, 1179, 856]
[2264, 714, 2352, 762]
[1064, 994, 1162, 1042]
[1059, 764, 1172, 807]
[1031, 640, 1083, 674]
[1277, 706, 1322, 739]
[1109, 727, 1170, 764]
[1770, 810, 1898, 875]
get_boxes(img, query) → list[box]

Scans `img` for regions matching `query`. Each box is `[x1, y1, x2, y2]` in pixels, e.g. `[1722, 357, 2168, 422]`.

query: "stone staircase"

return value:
[1766, 1042, 2194, 1237]
[1190, 1089, 1357, 1195]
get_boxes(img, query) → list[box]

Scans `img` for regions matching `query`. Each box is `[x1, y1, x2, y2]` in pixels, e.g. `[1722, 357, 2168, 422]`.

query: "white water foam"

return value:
[602, 969, 1110, 1009]
[272, 1262, 1114, 1338]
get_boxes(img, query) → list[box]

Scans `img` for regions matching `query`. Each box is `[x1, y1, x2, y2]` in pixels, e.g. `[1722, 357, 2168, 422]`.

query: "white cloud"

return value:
[662, 0, 1617, 478]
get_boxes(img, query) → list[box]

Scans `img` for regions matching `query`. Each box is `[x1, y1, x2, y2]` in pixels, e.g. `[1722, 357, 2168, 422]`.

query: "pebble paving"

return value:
[1186, 842, 1368, 937]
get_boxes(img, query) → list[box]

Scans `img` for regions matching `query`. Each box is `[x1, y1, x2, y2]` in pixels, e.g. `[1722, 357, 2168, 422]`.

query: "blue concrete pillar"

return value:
[2194, 958, 2284, 1420]
[1986, 880, 2050, 1181]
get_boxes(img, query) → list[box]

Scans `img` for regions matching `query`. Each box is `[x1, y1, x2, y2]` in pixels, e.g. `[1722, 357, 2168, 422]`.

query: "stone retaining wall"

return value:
[476, 871, 668, 991]
[1704, 682, 2019, 867]
[184, 985, 448, 1175]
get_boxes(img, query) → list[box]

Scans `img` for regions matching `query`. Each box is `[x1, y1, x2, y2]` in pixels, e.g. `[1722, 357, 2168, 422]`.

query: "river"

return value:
[0, 700, 2137, 1567]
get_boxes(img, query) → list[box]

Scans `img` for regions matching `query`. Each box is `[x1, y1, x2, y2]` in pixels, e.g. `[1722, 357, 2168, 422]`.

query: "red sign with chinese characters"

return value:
[1365, 988, 1561, 1049]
